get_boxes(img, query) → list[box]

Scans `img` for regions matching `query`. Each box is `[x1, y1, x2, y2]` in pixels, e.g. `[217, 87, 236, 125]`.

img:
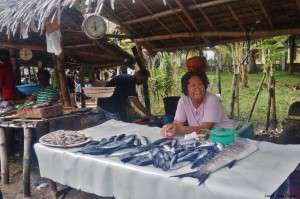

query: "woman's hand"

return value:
[160, 123, 177, 138]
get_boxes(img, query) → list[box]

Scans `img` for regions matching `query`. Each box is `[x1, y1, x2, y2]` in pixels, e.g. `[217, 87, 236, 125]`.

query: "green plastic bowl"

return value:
[209, 128, 237, 145]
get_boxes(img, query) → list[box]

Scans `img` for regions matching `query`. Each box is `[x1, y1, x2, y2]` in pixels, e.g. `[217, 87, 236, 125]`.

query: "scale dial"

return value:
[82, 15, 107, 39]
[19, 48, 33, 61]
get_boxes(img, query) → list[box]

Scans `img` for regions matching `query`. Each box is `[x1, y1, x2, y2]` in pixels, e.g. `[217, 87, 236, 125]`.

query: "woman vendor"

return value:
[160, 70, 233, 138]
[0, 49, 16, 114]
[10, 69, 58, 105]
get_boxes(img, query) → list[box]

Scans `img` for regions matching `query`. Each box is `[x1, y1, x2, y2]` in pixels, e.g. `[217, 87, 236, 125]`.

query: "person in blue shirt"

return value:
[98, 69, 156, 122]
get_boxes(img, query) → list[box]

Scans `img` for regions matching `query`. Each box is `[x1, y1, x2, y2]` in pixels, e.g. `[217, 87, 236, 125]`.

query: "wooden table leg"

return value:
[49, 180, 58, 199]
[0, 127, 9, 184]
[23, 127, 32, 197]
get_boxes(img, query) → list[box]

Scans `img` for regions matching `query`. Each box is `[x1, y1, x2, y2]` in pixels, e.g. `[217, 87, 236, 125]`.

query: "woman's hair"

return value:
[37, 69, 51, 79]
[181, 70, 209, 95]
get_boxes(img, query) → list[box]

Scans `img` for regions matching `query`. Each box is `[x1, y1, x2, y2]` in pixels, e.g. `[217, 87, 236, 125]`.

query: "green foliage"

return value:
[149, 67, 299, 127]
[148, 53, 185, 115]
[215, 45, 233, 71]
[255, 36, 288, 72]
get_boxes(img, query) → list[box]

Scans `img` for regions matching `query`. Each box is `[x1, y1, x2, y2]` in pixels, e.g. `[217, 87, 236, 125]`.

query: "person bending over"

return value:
[98, 68, 156, 122]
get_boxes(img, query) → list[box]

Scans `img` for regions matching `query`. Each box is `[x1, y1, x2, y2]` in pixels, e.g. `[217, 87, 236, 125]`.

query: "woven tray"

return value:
[17, 104, 62, 118]
[82, 87, 115, 98]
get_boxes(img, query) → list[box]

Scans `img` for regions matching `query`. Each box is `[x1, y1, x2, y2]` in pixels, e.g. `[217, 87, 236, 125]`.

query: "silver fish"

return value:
[172, 138, 258, 185]
[140, 136, 150, 146]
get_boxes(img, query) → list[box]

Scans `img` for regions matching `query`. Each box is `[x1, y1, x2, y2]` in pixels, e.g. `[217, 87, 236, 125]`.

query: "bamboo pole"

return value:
[0, 128, 9, 184]
[229, 72, 237, 119]
[23, 127, 32, 197]
[247, 72, 267, 122]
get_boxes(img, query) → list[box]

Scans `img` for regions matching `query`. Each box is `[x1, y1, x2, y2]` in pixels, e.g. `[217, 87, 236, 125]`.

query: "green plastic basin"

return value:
[209, 128, 237, 145]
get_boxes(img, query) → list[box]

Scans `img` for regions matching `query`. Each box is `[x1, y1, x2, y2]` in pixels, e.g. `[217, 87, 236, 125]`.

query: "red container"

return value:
[186, 56, 207, 72]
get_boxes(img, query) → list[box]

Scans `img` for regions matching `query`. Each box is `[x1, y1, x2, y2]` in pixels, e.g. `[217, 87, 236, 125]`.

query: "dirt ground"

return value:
[0, 156, 115, 199]
[0, 169, 115, 199]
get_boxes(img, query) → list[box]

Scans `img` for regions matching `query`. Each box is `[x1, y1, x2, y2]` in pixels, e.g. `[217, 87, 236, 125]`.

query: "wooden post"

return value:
[0, 127, 9, 184]
[23, 127, 32, 197]
[266, 75, 272, 131]
[56, 52, 71, 107]
[235, 74, 240, 119]
[247, 73, 266, 122]
[9, 48, 21, 85]
[216, 58, 221, 95]
[135, 44, 151, 112]
[79, 66, 86, 108]
[288, 35, 295, 75]
[49, 180, 58, 199]
[271, 77, 277, 129]
[229, 72, 238, 119]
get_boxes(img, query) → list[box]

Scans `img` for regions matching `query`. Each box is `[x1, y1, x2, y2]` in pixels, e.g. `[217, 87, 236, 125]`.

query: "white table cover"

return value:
[34, 120, 300, 199]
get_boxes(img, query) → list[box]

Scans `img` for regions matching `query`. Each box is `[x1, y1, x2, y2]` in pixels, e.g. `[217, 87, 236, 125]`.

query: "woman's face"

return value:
[187, 75, 206, 103]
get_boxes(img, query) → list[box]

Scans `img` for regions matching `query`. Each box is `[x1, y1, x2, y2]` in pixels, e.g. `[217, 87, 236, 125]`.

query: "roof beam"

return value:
[64, 43, 97, 49]
[0, 42, 126, 60]
[153, 37, 244, 52]
[139, 0, 183, 45]
[0, 42, 46, 51]
[175, 0, 199, 31]
[175, 0, 211, 46]
[63, 31, 133, 39]
[191, 0, 215, 30]
[134, 27, 300, 42]
[103, 5, 156, 56]
[124, 0, 237, 25]
[227, 5, 246, 32]
[118, 0, 166, 45]
[256, 0, 274, 29]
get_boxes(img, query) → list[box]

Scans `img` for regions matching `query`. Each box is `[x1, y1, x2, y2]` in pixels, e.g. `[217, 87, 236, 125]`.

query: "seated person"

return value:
[11, 69, 59, 105]
[160, 70, 233, 138]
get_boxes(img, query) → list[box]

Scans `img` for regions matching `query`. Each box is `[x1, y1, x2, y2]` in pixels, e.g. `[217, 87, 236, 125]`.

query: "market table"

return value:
[34, 120, 300, 199]
[0, 109, 101, 196]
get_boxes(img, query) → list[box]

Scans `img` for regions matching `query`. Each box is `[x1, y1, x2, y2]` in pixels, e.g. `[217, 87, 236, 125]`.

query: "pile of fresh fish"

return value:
[77, 134, 225, 171]
[40, 130, 89, 146]
[172, 138, 258, 185]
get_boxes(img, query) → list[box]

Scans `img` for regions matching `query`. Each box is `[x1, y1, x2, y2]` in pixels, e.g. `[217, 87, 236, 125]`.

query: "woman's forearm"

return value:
[176, 125, 206, 134]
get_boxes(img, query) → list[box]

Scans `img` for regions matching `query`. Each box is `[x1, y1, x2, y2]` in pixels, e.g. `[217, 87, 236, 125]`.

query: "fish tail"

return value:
[171, 170, 200, 179]
[198, 173, 209, 185]
[171, 171, 210, 185]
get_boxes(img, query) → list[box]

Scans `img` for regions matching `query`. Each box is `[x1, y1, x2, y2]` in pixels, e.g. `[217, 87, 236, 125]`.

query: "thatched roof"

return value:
[98, 0, 300, 53]
[1, 0, 300, 56]
[0, 0, 134, 68]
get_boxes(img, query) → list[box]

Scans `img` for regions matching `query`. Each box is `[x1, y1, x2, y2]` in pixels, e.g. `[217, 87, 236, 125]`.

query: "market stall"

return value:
[0, 108, 103, 196]
[34, 120, 300, 199]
